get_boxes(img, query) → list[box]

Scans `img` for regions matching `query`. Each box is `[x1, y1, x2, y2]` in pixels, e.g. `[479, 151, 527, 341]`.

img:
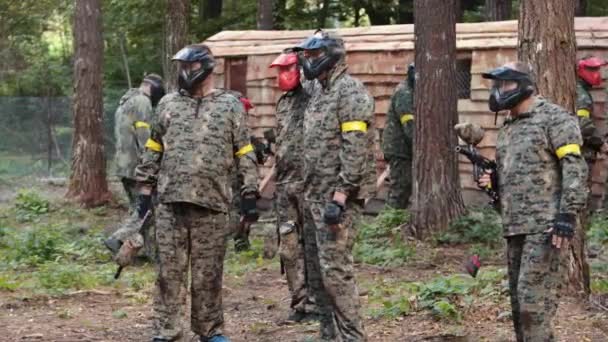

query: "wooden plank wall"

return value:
[224, 46, 608, 205]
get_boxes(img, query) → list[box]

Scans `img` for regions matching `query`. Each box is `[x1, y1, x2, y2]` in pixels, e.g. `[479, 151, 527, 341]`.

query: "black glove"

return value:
[136, 194, 152, 219]
[241, 192, 259, 223]
[323, 201, 344, 225]
[553, 213, 576, 239]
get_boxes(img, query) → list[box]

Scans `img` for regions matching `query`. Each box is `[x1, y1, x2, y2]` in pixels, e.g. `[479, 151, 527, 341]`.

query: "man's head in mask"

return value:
[269, 52, 300, 92]
[293, 30, 345, 81]
[172, 44, 216, 96]
[577, 56, 606, 88]
[141, 74, 165, 107]
[482, 62, 536, 116]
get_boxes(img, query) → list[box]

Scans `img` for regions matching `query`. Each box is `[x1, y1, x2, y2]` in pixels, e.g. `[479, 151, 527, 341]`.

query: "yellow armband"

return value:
[555, 144, 581, 159]
[134, 121, 150, 129]
[576, 109, 590, 118]
[144, 138, 163, 152]
[400, 114, 414, 125]
[235, 144, 254, 157]
[341, 121, 368, 133]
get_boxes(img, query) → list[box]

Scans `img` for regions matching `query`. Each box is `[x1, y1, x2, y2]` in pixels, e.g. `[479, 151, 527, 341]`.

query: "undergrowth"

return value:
[437, 207, 502, 246]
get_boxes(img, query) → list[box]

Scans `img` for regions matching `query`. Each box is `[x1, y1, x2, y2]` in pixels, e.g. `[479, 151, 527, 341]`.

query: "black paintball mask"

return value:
[142, 74, 166, 107]
[293, 30, 345, 80]
[482, 66, 534, 113]
[407, 62, 415, 90]
[172, 45, 216, 93]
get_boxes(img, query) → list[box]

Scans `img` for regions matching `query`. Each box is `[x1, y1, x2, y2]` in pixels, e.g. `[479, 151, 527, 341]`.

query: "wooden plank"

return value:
[247, 54, 282, 81]
[248, 115, 276, 128]
[246, 85, 281, 105]
[346, 51, 413, 74]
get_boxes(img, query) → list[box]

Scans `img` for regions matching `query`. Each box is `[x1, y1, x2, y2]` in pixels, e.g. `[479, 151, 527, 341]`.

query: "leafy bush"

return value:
[14, 189, 50, 222]
[354, 208, 413, 266]
[588, 214, 608, 248]
[437, 208, 502, 246]
[1, 226, 64, 266]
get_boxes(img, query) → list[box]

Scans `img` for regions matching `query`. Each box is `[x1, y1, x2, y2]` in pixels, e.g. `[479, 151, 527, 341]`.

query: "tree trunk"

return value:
[575, 0, 587, 16]
[164, 0, 191, 92]
[257, 0, 274, 29]
[485, 0, 511, 21]
[412, 0, 466, 239]
[67, 0, 111, 207]
[519, 0, 589, 297]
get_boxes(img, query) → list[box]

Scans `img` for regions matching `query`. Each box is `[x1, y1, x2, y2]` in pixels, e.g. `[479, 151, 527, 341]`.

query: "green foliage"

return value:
[225, 237, 278, 277]
[588, 214, 608, 249]
[437, 208, 502, 246]
[591, 279, 608, 294]
[354, 208, 413, 266]
[367, 268, 507, 321]
[14, 189, 50, 222]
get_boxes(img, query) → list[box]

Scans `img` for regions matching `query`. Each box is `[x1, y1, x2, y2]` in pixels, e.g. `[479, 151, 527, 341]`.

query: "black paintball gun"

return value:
[454, 123, 499, 206]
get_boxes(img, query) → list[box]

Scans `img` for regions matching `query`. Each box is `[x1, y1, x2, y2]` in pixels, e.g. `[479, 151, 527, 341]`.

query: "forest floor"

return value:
[0, 176, 607, 342]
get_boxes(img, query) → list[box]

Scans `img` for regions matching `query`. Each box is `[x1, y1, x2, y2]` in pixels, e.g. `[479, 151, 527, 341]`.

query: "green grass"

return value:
[224, 237, 279, 277]
[354, 208, 414, 266]
[437, 208, 502, 246]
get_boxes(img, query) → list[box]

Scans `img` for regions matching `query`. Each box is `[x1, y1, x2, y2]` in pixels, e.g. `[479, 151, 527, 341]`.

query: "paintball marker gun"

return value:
[454, 123, 499, 206]
[113, 210, 153, 279]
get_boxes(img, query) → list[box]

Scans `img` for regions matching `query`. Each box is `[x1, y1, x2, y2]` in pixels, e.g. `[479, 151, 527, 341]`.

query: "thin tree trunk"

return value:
[164, 0, 191, 92]
[519, 0, 589, 297]
[412, 0, 466, 239]
[257, 0, 274, 29]
[575, 0, 587, 16]
[118, 33, 132, 88]
[485, 0, 511, 21]
[67, 0, 111, 207]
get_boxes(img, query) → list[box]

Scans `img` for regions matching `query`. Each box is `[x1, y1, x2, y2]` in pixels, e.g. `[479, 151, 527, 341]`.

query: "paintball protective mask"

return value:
[172, 45, 216, 93]
[482, 66, 534, 112]
[293, 30, 345, 80]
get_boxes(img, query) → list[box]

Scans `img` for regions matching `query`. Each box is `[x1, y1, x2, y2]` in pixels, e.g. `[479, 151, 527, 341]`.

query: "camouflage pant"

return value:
[153, 202, 228, 341]
[276, 181, 309, 312]
[303, 200, 366, 342]
[121, 177, 138, 210]
[507, 233, 562, 342]
[386, 157, 412, 209]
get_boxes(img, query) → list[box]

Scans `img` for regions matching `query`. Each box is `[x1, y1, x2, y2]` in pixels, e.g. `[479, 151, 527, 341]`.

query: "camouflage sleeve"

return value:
[232, 101, 259, 195]
[548, 113, 588, 215]
[132, 96, 153, 155]
[381, 91, 399, 156]
[578, 116, 604, 152]
[336, 83, 375, 196]
[400, 89, 415, 158]
[134, 98, 169, 185]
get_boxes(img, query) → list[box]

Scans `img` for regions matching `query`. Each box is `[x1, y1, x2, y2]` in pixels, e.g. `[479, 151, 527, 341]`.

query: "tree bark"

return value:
[412, 0, 466, 239]
[164, 0, 191, 92]
[484, 0, 511, 21]
[575, 0, 587, 16]
[67, 0, 111, 207]
[257, 0, 274, 29]
[518, 0, 589, 297]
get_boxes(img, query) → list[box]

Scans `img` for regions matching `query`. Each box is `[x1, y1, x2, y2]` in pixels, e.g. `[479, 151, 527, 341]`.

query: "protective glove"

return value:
[240, 192, 259, 223]
[323, 201, 344, 225]
[553, 213, 576, 239]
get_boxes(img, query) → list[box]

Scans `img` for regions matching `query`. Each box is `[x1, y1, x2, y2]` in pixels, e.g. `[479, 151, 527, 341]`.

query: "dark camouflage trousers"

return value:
[386, 157, 411, 209]
[507, 233, 562, 342]
[153, 202, 228, 341]
[276, 181, 309, 312]
[303, 200, 366, 342]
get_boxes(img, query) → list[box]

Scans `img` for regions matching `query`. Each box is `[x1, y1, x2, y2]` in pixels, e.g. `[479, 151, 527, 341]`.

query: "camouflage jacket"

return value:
[381, 80, 414, 160]
[275, 84, 310, 183]
[576, 80, 604, 161]
[135, 90, 258, 213]
[302, 62, 376, 202]
[113, 88, 153, 179]
[496, 97, 587, 236]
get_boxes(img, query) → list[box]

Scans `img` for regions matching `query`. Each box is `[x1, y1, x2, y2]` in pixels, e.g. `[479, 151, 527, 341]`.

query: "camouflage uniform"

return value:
[113, 88, 154, 207]
[495, 97, 587, 342]
[381, 81, 414, 209]
[302, 61, 375, 341]
[576, 81, 604, 164]
[274, 84, 311, 313]
[111, 88, 156, 257]
[135, 90, 258, 341]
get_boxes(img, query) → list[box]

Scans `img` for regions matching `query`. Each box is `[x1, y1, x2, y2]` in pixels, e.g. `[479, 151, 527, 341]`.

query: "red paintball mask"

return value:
[577, 57, 606, 87]
[270, 53, 300, 91]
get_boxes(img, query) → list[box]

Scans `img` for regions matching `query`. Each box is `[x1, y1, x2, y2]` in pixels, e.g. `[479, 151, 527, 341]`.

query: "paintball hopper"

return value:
[454, 122, 485, 146]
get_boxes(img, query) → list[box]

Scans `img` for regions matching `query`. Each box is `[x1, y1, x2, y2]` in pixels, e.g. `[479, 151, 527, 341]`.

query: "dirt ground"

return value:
[0, 179, 607, 342]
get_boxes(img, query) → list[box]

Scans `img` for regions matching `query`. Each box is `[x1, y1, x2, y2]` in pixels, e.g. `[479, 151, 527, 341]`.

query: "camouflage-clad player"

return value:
[268, 52, 316, 321]
[575, 57, 607, 165]
[381, 63, 415, 209]
[105, 74, 165, 258]
[295, 31, 375, 341]
[480, 62, 587, 342]
[135, 44, 258, 342]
